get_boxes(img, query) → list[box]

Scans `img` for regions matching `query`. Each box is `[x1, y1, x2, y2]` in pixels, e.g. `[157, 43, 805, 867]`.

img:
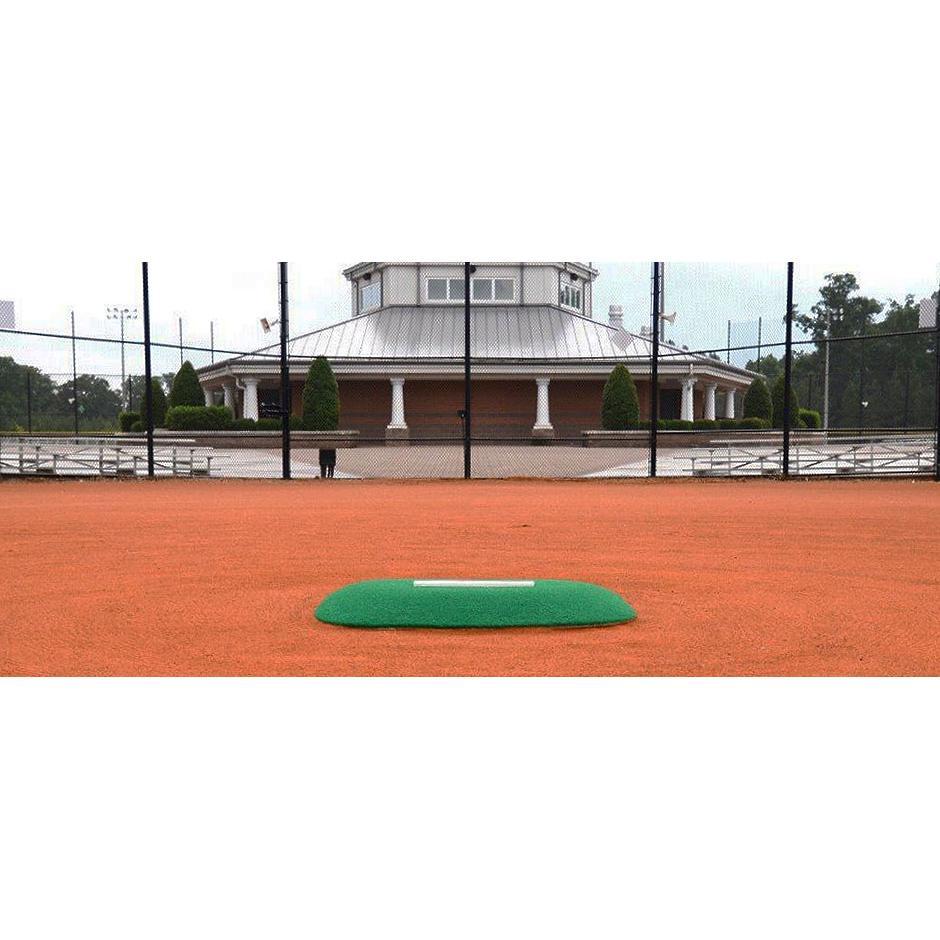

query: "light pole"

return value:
[107, 306, 138, 409]
[822, 307, 832, 431]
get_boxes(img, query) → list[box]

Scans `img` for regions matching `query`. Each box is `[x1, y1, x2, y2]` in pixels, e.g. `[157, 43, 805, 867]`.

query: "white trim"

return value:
[414, 580, 535, 588]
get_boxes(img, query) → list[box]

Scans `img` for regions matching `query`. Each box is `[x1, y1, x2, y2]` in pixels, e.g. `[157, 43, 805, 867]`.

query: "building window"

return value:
[359, 280, 381, 313]
[426, 277, 466, 302]
[559, 281, 582, 311]
[472, 277, 514, 302]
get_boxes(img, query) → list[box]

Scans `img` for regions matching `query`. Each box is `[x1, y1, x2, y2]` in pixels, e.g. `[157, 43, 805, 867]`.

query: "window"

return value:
[359, 280, 381, 313]
[427, 276, 515, 303]
[426, 277, 466, 302]
[559, 281, 582, 311]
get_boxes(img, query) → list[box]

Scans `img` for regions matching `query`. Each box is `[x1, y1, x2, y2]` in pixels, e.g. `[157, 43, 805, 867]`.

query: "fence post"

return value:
[70, 311, 79, 436]
[782, 261, 795, 477]
[934, 275, 940, 481]
[26, 369, 32, 434]
[141, 262, 155, 477]
[463, 261, 472, 479]
[650, 262, 661, 477]
[279, 261, 291, 480]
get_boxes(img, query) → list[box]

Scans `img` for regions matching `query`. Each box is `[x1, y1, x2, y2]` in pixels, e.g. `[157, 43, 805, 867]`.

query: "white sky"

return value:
[1, 259, 935, 379]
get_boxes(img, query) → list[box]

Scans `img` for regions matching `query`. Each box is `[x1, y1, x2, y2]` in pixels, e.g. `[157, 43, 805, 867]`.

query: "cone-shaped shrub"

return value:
[168, 361, 204, 408]
[302, 357, 340, 431]
[771, 374, 801, 428]
[601, 364, 640, 430]
[742, 377, 772, 423]
[150, 379, 168, 427]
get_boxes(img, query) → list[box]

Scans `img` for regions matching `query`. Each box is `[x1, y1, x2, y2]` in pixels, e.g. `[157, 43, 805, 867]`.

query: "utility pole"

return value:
[107, 306, 138, 408]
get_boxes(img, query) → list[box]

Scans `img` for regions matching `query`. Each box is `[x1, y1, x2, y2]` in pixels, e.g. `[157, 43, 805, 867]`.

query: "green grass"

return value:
[315, 579, 637, 629]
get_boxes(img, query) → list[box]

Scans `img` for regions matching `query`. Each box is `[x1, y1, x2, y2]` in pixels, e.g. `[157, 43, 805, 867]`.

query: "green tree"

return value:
[742, 376, 772, 422]
[302, 357, 340, 430]
[150, 378, 168, 426]
[168, 361, 204, 408]
[771, 374, 801, 428]
[601, 364, 639, 430]
[745, 353, 782, 385]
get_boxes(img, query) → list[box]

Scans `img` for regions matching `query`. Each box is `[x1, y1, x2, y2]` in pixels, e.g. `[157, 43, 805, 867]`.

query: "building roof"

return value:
[342, 261, 599, 281]
[202, 305, 752, 381]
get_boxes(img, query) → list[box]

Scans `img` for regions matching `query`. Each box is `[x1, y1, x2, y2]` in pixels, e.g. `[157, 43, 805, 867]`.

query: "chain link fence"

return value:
[2, 261, 938, 480]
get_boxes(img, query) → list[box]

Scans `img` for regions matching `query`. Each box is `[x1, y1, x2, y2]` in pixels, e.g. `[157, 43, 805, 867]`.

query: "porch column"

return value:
[533, 377, 554, 440]
[680, 376, 696, 422]
[724, 388, 736, 419]
[243, 378, 259, 421]
[386, 377, 409, 443]
[704, 383, 717, 421]
[223, 383, 236, 414]
[203, 386, 214, 407]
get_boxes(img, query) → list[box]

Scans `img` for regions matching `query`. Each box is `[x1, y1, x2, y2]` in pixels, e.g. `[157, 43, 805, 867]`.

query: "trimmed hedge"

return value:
[230, 418, 258, 430]
[165, 405, 233, 431]
[130, 420, 143, 432]
[743, 377, 773, 422]
[692, 419, 718, 430]
[302, 357, 340, 431]
[168, 361, 205, 409]
[799, 408, 821, 429]
[150, 379, 168, 427]
[772, 374, 801, 428]
[601, 364, 640, 430]
[739, 417, 771, 430]
[119, 411, 141, 432]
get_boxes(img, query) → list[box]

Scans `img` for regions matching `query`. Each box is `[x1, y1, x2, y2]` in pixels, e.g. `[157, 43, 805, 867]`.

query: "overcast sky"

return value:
[1, 259, 936, 379]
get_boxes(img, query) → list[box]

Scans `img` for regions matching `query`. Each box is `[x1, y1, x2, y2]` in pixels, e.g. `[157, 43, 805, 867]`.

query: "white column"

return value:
[223, 384, 236, 414]
[387, 377, 407, 429]
[534, 377, 552, 430]
[704, 383, 717, 421]
[681, 376, 696, 422]
[243, 378, 259, 421]
[203, 386, 214, 407]
[724, 388, 736, 419]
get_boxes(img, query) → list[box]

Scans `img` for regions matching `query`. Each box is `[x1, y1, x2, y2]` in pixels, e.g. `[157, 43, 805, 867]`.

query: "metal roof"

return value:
[262, 305, 703, 363]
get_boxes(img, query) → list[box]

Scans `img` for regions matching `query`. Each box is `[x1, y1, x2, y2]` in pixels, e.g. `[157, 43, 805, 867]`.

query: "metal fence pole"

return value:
[934, 276, 940, 481]
[650, 262, 661, 477]
[782, 261, 795, 477]
[26, 369, 32, 434]
[726, 319, 731, 364]
[756, 316, 762, 364]
[70, 311, 79, 436]
[279, 262, 291, 480]
[463, 261, 472, 479]
[142, 262, 155, 477]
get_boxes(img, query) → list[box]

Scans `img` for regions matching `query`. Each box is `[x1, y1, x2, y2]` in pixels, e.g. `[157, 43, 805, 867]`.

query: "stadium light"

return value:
[260, 317, 280, 334]
[107, 306, 138, 409]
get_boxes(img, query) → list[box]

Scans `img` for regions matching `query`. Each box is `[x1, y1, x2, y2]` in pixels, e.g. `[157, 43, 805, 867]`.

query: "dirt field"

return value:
[3, 478, 939, 676]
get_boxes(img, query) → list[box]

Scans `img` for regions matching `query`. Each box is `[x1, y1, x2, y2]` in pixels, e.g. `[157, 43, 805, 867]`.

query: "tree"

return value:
[302, 357, 340, 431]
[168, 361, 204, 408]
[771, 374, 801, 428]
[742, 376, 772, 423]
[745, 353, 782, 386]
[150, 378, 168, 427]
[601, 364, 639, 430]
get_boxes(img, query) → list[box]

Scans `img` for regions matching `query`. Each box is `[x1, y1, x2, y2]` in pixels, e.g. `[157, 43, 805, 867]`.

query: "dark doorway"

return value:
[660, 388, 681, 420]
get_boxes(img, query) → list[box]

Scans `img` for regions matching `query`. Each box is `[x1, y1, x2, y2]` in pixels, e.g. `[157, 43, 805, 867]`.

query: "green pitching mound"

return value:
[315, 579, 637, 629]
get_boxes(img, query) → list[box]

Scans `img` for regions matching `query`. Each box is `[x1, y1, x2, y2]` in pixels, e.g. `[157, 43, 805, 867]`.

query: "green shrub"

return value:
[150, 379, 168, 427]
[165, 405, 233, 431]
[230, 417, 258, 430]
[290, 415, 304, 431]
[743, 377, 772, 422]
[168, 361, 205, 409]
[799, 408, 821, 430]
[718, 418, 738, 430]
[130, 420, 143, 432]
[692, 419, 718, 430]
[302, 357, 340, 431]
[739, 417, 771, 430]
[119, 411, 141, 432]
[660, 418, 694, 431]
[771, 375, 801, 428]
[255, 418, 281, 431]
[601, 364, 639, 430]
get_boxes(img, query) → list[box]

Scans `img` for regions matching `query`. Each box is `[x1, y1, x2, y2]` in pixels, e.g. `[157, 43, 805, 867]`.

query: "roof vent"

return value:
[608, 304, 624, 329]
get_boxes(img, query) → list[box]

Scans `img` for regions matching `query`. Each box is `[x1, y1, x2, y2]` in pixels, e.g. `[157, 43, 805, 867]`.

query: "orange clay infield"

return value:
[3, 478, 940, 676]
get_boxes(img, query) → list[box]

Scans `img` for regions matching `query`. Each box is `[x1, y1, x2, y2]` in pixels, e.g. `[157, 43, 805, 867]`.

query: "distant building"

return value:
[197, 262, 754, 440]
